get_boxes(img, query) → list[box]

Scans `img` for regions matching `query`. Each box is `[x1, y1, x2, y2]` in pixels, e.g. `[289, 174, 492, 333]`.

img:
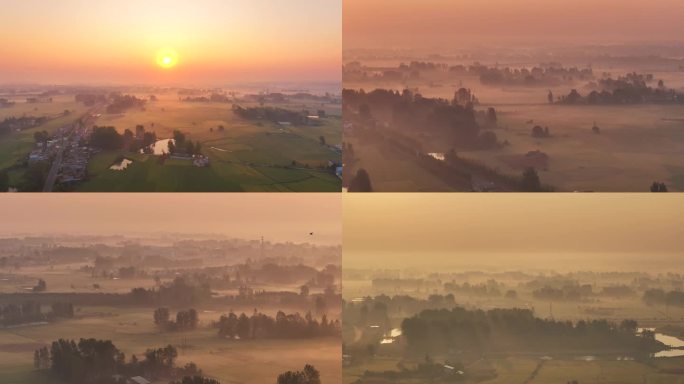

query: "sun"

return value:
[156, 48, 178, 69]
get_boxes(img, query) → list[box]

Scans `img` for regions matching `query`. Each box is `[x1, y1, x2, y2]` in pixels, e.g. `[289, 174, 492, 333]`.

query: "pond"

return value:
[109, 158, 133, 171]
[380, 328, 402, 345]
[639, 327, 684, 357]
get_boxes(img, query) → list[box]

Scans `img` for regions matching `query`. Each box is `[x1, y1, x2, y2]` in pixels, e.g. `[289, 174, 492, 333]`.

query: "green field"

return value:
[77, 93, 342, 191]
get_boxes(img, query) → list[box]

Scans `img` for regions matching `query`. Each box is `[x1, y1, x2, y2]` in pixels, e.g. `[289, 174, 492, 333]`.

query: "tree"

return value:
[33, 130, 49, 144]
[348, 169, 373, 192]
[521, 167, 542, 192]
[300, 285, 310, 297]
[0, 170, 8, 192]
[90, 126, 123, 150]
[486, 107, 497, 126]
[277, 364, 321, 384]
[650, 182, 668, 192]
[173, 130, 186, 146]
[33, 279, 47, 292]
[359, 104, 372, 120]
[154, 307, 170, 325]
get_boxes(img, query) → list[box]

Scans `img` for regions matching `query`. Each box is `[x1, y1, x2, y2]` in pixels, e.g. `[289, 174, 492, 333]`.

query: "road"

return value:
[42, 134, 66, 192]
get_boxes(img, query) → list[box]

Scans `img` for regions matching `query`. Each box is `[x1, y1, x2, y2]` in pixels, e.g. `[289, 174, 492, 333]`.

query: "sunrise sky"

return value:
[344, 194, 684, 272]
[0, 194, 341, 245]
[0, 0, 341, 85]
[344, 0, 684, 49]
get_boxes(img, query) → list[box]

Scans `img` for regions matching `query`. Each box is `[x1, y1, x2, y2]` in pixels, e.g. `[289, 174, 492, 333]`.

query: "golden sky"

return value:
[0, 194, 341, 245]
[344, 0, 684, 49]
[0, 0, 341, 85]
[344, 194, 684, 271]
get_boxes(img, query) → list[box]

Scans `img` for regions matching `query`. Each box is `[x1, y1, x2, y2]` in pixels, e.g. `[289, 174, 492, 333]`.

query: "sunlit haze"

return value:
[0, 0, 341, 85]
[344, 194, 684, 271]
[344, 0, 684, 49]
[0, 194, 341, 245]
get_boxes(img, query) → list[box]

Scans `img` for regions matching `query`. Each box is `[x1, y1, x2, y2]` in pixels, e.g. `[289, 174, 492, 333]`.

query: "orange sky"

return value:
[0, 0, 341, 85]
[0, 194, 341, 245]
[344, 0, 684, 49]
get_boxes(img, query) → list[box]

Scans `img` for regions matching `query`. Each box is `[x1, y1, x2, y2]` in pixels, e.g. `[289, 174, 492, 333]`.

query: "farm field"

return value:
[343, 51, 684, 191]
[1, 90, 342, 192]
[81, 94, 342, 192]
[0, 306, 341, 384]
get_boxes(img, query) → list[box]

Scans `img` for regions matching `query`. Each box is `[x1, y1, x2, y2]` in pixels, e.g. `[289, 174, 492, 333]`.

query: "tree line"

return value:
[35, 338, 206, 384]
[215, 310, 340, 340]
[401, 307, 661, 354]
[1, 300, 73, 326]
[643, 289, 684, 307]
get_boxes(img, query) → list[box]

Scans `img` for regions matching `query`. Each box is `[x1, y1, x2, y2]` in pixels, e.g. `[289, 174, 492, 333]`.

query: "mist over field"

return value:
[0, 194, 342, 384]
[343, 0, 684, 192]
[343, 194, 684, 383]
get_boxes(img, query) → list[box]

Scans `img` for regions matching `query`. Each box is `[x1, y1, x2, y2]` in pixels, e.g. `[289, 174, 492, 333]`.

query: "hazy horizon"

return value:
[344, 0, 684, 49]
[344, 194, 684, 272]
[0, 0, 341, 85]
[0, 194, 342, 246]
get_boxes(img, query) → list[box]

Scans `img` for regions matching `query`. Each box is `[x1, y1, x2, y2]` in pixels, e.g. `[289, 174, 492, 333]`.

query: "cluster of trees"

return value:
[643, 289, 684, 307]
[348, 169, 373, 192]
[232, 105, 310, 125]
[401, 307, 657, 354]
[532, 284, 593, 301]
[89, 126, 125, 150]
[153, 307, 199, 331]
[531, 125, 551, 138]
[343, 88, 500, 150]
[600, 285, 636, 297]
[0, 301, 74, 326]
[130, 277, 212, 307]
[106, 94, 146, 114]
[444, 281, 503, 297]
[75, 93, 106, 106]
[38, 338, 203, 383]
[215, 310, 340, 340]
[558, 73, 682, 105]
[0, 116, 48, 135]
[650, 182, 668, 192]
[33, 278, 47, 292]
[89, 124, 159, 153]
[168, 130, 202, 156]
[478, 65, 593, 87]
[182, 93, 232, 103]
[276, 364, 321, 384]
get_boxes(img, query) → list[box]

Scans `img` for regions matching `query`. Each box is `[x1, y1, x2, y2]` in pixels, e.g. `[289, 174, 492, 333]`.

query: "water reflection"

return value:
[109, 158, 133, 171]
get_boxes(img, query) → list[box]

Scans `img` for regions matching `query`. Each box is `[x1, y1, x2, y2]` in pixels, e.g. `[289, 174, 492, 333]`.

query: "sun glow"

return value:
[156, 48, 178, 69]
